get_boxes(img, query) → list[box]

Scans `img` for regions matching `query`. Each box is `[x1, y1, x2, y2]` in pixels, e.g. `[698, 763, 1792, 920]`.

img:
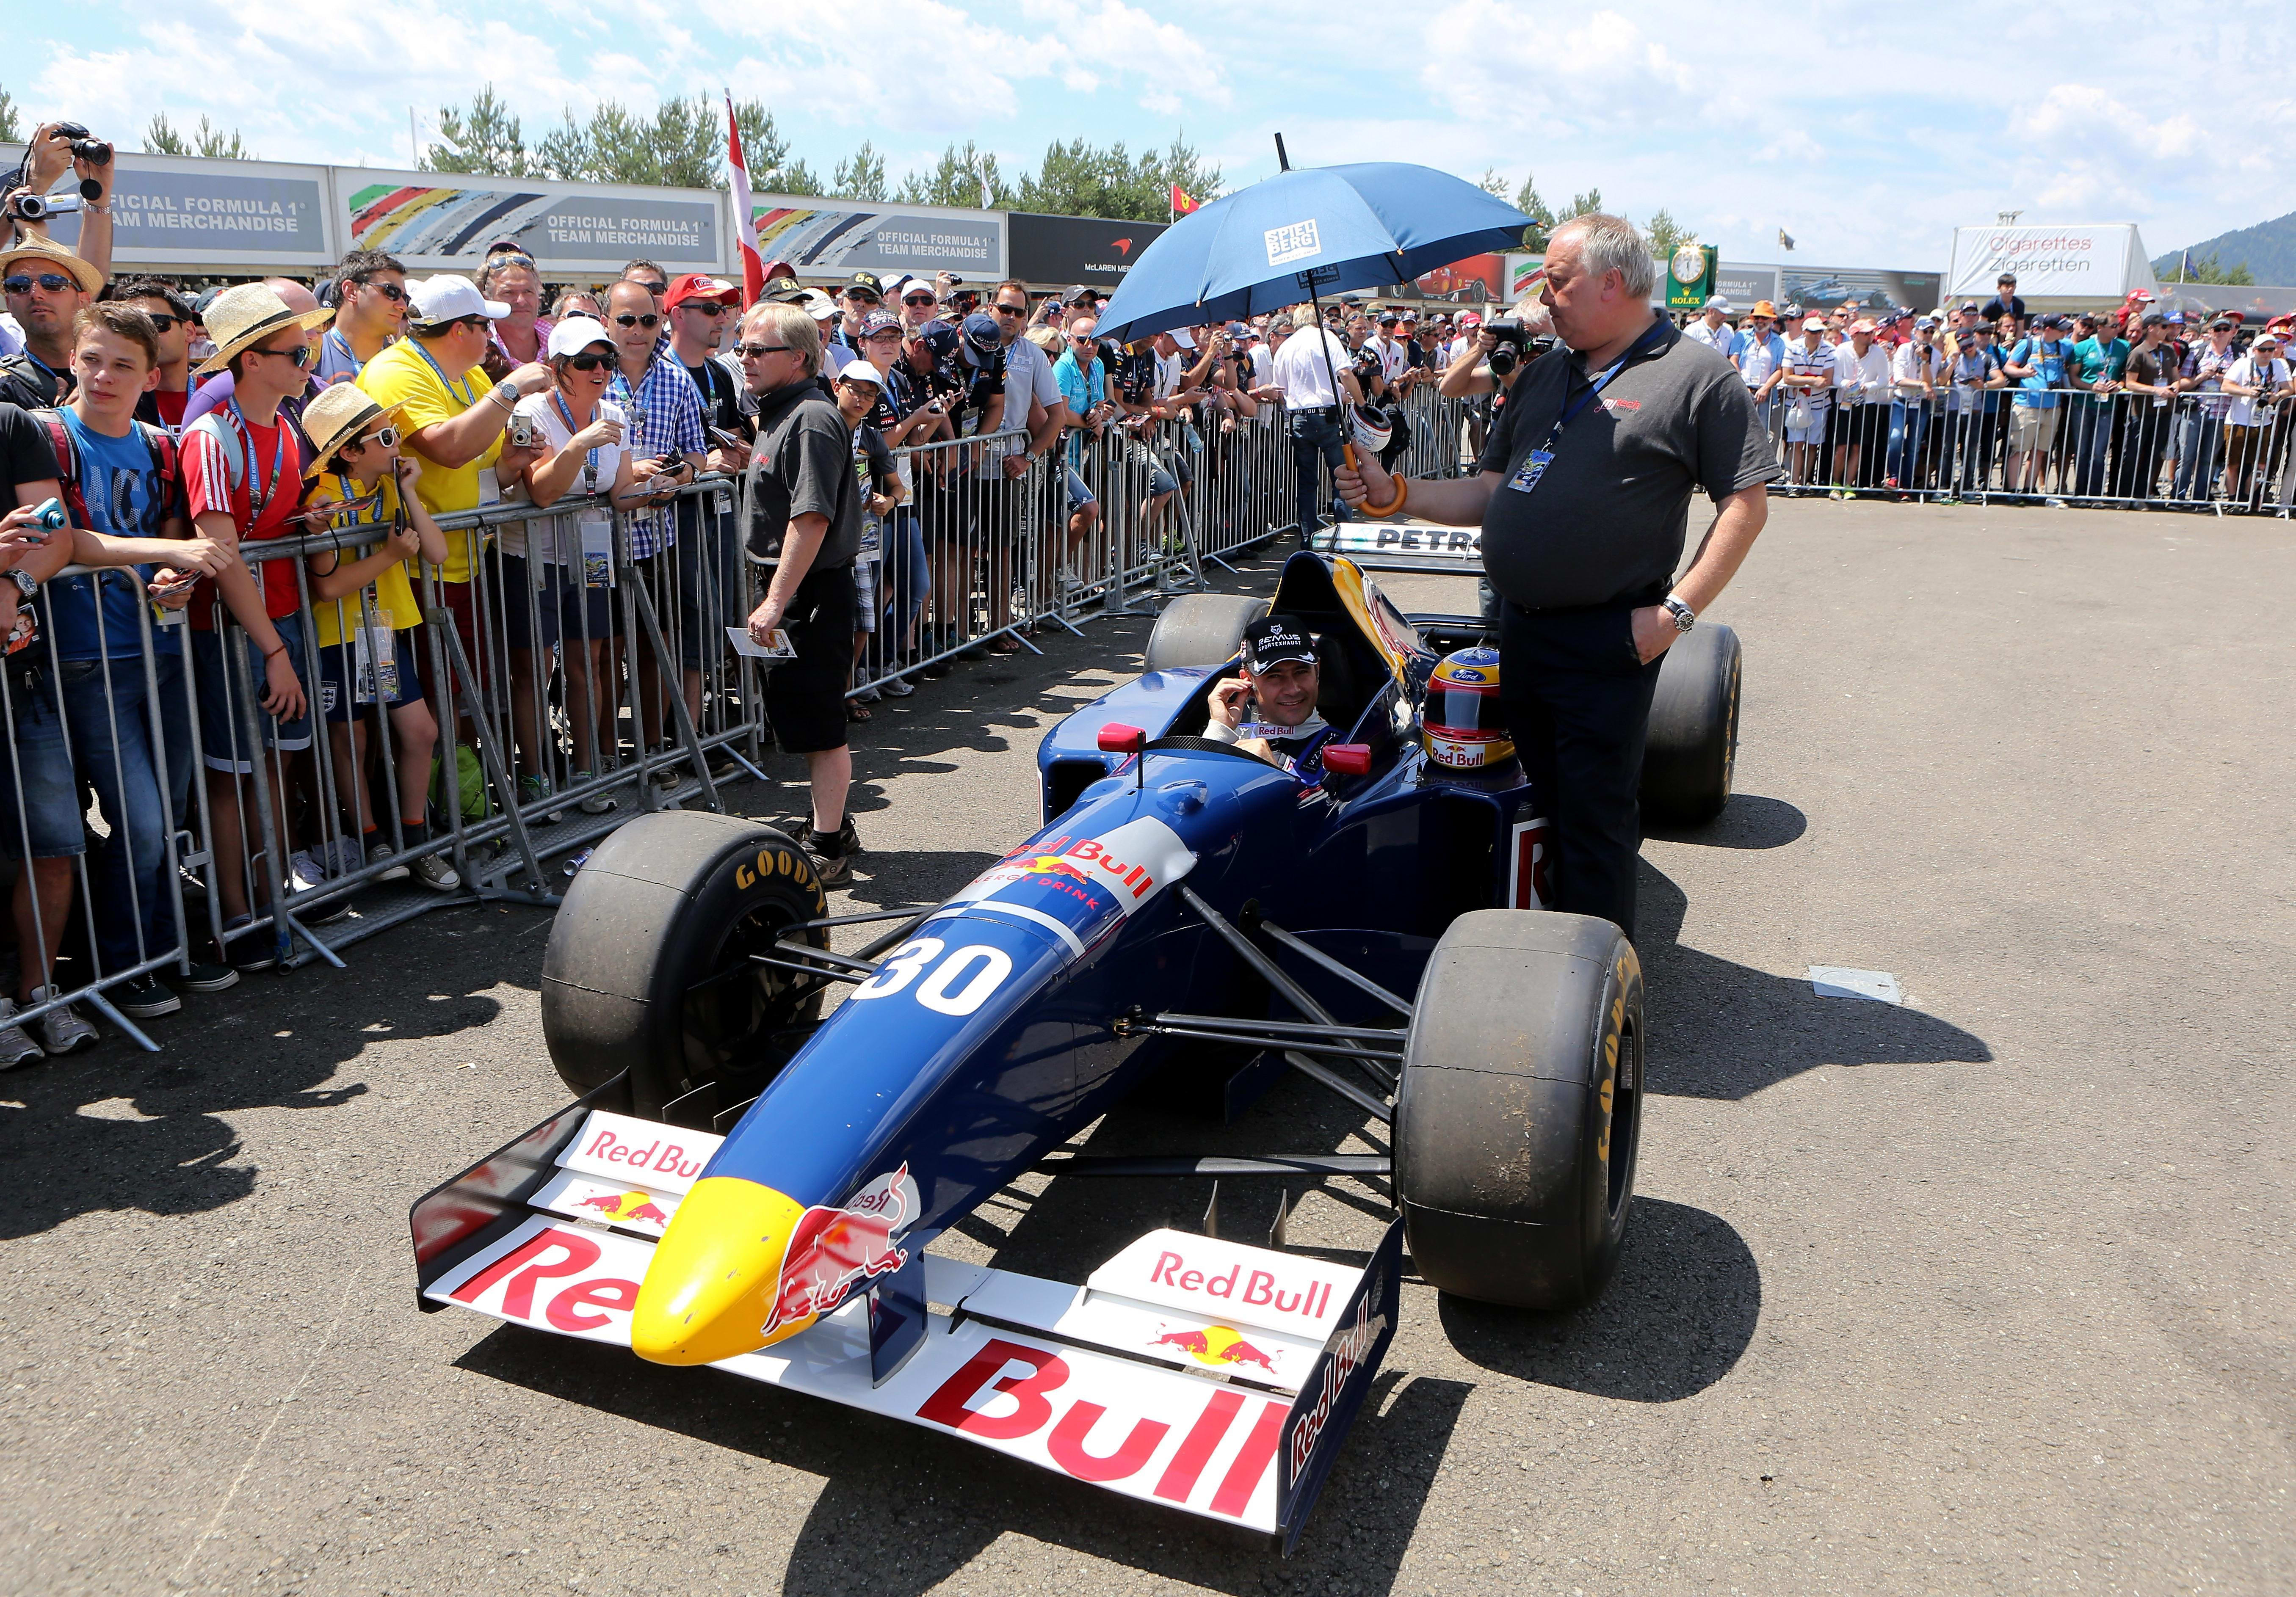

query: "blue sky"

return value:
[14, 0, 2291, 272]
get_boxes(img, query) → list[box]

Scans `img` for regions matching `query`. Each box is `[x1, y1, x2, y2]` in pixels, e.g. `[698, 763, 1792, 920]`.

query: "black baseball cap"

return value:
[846, 271, 884, 299]
[1243, 614, 1317, 673]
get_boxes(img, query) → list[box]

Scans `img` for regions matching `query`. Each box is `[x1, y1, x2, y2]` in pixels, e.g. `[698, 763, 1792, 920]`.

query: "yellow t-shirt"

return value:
[305, 472, 423, 647]
[356, 338, 504, 583]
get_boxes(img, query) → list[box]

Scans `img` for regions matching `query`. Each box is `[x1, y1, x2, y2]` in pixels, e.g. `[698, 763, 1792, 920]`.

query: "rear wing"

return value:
[1307, 519, 1484, 576]
[413, 1101, 1399, 1552]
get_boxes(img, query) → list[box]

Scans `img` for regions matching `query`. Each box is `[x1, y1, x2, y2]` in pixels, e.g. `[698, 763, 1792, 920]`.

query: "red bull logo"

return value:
[574, 1190, 674, 1227]
[1149, 1323, 1281, 1377]
[761, 1164, 920, 1337]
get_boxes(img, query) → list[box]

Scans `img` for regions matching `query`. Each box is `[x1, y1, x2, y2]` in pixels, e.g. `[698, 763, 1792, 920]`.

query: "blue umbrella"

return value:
[1095, 154, 1535, 342]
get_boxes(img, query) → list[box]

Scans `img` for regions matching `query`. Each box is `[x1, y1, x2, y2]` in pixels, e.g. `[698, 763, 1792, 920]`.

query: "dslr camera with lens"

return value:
[1484, 317, 1533, 377]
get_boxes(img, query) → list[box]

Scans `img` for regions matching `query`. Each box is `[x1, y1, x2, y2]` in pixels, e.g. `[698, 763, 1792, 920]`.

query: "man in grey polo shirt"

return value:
[1339, 213, 1776, 942]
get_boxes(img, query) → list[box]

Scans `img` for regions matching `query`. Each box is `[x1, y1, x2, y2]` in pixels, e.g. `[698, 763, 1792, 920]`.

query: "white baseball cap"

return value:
[837, 360, 886, 387]
[547, 315, 616, 359]
[1704, 294, 1732, 312]
[410, 274, 510, 326]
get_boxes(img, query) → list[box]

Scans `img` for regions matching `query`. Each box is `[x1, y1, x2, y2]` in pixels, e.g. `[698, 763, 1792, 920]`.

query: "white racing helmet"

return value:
[1346, 403, 1391, 458]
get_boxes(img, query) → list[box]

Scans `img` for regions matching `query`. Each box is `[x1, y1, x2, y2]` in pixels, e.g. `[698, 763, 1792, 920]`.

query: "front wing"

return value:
[413, 1101, 1400, 1550]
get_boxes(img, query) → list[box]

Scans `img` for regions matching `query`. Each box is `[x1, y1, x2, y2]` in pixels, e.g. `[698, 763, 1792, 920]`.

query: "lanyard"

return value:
[1540, 317, 1670, 455]
[226, 398, 288, 524]
[553, 392, 602, 493]
[410, 337, 483, 409]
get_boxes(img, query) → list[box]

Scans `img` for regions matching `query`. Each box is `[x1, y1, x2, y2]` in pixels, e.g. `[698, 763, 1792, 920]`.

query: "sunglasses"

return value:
[145, 314, 182, 333]
[250, 340, 313, 368]
[613, 313, 663, 329]
[845, 291, 881, 304]
[683, 301, 731, 316]
[904, 294, 936, 305]
[356, 281, 409, 302]
[489, 252, 537, 270]
[992, 303, 1027, 317]
[632, 281, 668, 297]
[4, 273, 75, 294]
[733, 343, 796, 358]
[343, 424, 400, 452]
[564, 351, 614, 371]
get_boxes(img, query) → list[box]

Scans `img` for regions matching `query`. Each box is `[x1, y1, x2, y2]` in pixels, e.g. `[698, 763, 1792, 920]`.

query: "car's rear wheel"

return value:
[1394, 909, 1643, 1311]
[1143, 593, 1267, 673]
[1640, 623, 1741, 828]
[541, 811, 829, 1119]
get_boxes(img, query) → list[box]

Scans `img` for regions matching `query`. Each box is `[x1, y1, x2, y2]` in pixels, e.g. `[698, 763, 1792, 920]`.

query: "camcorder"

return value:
[7, 185, 98, 221]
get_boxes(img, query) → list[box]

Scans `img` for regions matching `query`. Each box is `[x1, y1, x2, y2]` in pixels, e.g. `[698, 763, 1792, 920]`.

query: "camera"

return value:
[508, 412, 535, 449]
[50, 123, 113, 166]
[1485, 317, 1532, 377]
[30, 498, 67, 534]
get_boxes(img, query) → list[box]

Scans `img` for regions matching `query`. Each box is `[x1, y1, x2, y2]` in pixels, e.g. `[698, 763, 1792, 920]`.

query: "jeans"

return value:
[2070, 403, 2115, 497]
[2173, 412, 2226, 501]
[885, 508, 928, 640]
[58, 653, 184, 976]
[1288, 409, 1346, 536]
[1887, 401, 1929, 489]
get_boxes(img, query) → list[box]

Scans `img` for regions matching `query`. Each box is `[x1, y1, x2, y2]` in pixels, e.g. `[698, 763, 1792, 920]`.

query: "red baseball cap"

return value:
[663, 273, 740, 310]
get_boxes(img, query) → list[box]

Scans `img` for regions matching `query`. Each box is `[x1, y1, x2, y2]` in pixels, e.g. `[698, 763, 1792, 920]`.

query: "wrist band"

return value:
[263, 644, 288, 660]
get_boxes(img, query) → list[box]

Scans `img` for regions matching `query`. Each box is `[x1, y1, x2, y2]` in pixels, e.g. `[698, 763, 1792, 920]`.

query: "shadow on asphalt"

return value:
[1636, 860, 1993, 1099]
[1647, 792, 1807, 849]
[1435, 1197, 1759, 1401]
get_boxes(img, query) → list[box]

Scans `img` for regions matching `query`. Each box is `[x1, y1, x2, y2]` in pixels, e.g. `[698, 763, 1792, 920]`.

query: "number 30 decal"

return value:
[851, 937, 1014, 1017]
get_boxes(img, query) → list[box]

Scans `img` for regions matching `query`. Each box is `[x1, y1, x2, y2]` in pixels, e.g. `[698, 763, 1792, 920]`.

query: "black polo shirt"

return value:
[1475, 317, 1778, 611]
[742, 378, 861, 571]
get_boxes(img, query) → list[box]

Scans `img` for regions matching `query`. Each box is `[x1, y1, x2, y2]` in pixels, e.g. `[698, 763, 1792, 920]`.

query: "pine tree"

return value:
[832, 142, 889, 202]
[1010, 136, 1221, 221]
[1477, 167, 1508, 199]
[1514, 172, 1556, 250]
[0, 88, 21, 146]
[2185, 251, 2255, 287]
[1567, 188, 1603, 220]
[899, 142, 1014, 210]
[730, 102, 822, 196]
[425, 85, 530, 177]
[1644, 207, 1691, 258]
[190, 116, 252, 161]
[144, 113, 188, 156]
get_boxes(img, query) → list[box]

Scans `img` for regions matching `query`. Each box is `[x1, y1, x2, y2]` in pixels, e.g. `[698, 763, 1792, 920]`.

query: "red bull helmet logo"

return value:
[761, 1164, 922, 1338]
[1149, 1323, 1282, 1377]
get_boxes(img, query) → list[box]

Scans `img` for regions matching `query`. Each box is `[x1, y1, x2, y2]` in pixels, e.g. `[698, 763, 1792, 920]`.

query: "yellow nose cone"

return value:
[630, 1176, 809, 1365]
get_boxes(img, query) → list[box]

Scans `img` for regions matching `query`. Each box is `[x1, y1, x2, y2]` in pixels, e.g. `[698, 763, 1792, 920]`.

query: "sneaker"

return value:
[799, 815, 861, 860]
[518, 773, 564, 822]
[0, 999, 44, 1069]
[1883, 476, 1899, 490]
[1935, 494, 1959, 506]
[113, 976, 183, 1020]
[370, 840, 409, 883]
[2045, 496, 2068, 508]
[222, 916, 278, 973]
[572, 772, 618, 816]
[28, 986, 98, 1055]
[410, 851, 461, 893]
[169, 959, 239, 996]
[1828, 488, 1848, 501]
[289, 848, 326, 895]
[649, 761, 684, 794]
[879, 673, 915, 698]
[808, 844, 854, 888]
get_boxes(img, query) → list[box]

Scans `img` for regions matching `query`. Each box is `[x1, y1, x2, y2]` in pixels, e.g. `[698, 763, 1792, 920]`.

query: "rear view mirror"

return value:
[1097, 723, 1147, 756]
[1322, 743, 1372, 776]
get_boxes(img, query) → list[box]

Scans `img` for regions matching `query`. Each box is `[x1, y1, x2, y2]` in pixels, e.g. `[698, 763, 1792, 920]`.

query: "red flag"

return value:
[726, 93, 764, 307]
[1170, 183, 1199, 219]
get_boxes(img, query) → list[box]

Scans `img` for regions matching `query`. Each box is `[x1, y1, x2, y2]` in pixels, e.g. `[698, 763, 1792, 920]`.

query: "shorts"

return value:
[500, 554, 615, 653]
[761, 563, 856, 755]
[193, 612, 314, 773]
[2012, 405, 2062, 448]
[854, 555, 879, 634]
[316, 630, 424, 724]
[0, 667, 84, 859]
[1065, 466, 1097, 510]
[1786, 407, 1828, 445]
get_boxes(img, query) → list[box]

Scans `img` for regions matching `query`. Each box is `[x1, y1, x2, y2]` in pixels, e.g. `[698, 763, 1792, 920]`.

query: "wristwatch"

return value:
[6, 569, 38, 601]
[1661, 596, 1696, 633]
[495, 377, 522, 406]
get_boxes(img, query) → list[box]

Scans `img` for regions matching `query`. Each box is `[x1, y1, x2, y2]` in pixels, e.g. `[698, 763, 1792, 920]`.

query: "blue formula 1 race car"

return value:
[408, 538, 1743, 1551]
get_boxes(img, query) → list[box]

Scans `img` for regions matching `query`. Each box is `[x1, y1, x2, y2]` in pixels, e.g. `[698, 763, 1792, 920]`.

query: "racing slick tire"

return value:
[1639, 622, 1741, 828]
[1143, 593, 1268, 673]
[541, 811, 830, 1119]
[1394, 910, 1644, 1312]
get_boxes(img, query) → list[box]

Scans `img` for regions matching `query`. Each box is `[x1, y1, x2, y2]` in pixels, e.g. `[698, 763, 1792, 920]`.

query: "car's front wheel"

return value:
[1393, 909, 1644, 1310]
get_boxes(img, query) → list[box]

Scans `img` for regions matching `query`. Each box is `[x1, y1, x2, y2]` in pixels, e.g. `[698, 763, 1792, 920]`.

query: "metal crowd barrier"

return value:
[1749, 381, 2296, 512]
[0, 389, 1483, 1054]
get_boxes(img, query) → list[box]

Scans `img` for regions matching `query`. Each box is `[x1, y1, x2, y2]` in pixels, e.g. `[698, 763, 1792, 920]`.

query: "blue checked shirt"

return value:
[608, 352, 708, 559]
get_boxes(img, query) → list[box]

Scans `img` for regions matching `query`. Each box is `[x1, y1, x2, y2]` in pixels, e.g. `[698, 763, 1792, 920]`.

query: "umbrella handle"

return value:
[1343, 441, 1408, 516]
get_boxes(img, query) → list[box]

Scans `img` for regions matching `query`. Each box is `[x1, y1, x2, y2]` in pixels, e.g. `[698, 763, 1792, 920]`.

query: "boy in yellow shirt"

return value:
[298, 385, 457, 892]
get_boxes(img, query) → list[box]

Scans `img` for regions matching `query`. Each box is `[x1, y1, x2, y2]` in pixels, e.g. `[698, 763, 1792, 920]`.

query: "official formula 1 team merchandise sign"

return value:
[1007, 212, 1166, 289]
[0, 146, 334, 269]
[750, 196, 1005, 279]
[345, 169, 721, 274]
[1945, 223, 2161, 304]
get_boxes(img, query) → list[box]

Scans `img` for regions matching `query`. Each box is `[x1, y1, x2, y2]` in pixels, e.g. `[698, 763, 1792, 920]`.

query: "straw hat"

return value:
[300, 384, 409, 480]
[193, 282, 333, 377]
[0, 235, 104, 298]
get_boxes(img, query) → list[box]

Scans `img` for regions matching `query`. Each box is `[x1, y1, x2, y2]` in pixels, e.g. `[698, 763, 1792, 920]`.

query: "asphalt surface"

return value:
[3, 496, 2291, 1596]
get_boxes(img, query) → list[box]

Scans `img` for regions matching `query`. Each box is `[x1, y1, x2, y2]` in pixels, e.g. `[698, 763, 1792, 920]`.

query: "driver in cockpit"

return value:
[1203, 615, 1338, 776]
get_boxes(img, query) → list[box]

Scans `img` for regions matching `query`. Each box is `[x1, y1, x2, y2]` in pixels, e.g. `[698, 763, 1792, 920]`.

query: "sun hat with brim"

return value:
[193, 282, 334, 376]
[300, 385, 410, 480]
[0, 236, 105, 298]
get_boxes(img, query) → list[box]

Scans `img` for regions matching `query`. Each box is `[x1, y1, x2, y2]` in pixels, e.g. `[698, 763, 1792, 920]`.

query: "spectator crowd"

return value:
[2, 114, 2283, 1067]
